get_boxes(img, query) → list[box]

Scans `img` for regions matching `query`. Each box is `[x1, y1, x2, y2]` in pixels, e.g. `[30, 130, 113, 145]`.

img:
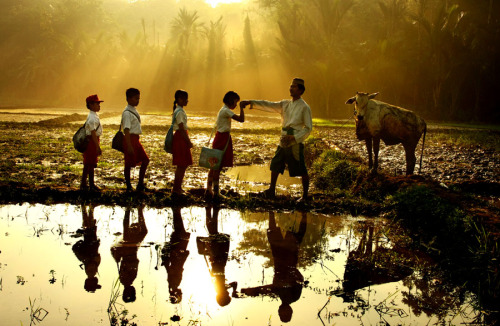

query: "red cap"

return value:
[86, 94, 104, 104]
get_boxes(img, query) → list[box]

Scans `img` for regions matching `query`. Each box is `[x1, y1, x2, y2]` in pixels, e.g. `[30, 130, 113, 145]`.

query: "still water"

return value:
[0, 204, 480, 325]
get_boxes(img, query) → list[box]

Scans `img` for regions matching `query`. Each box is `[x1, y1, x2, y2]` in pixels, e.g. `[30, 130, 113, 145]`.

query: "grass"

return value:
[312, 118, 355, 128]
[389, 185, 468, 248]
[28, 297, 48, 325]
[469, 223, 500, 306]
[434, 121, 500, 131]
[311, 149, 360, 191]
[387, 184, 500, 309]
[429, 127, 500, 151]
[107, 279, 138, 326]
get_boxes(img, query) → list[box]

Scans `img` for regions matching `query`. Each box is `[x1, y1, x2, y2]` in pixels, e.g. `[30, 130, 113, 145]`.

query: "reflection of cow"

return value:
[339, 222, 412, 302]
[345, 92, 427, 174]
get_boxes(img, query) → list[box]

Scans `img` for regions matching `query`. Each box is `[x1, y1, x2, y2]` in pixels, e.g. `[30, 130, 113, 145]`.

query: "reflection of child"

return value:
[205, 91, 245, 200]
[161, 207, 190, 303]
[110, 206, 148, 303]
[171, 90, 193, 195]
[199, 206, 238, 306]
[81, 94, 103, 191]
[122, 88, 149, 192]
[72, 203, 101, 292]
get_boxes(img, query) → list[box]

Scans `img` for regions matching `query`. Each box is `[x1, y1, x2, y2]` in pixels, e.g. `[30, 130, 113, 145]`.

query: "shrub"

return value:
[390, 185, 468, 251]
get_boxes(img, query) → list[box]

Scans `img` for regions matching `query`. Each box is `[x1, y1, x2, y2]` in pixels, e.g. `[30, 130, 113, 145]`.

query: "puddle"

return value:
[0, 204, 483, 325]
[226, 164, 301, 194]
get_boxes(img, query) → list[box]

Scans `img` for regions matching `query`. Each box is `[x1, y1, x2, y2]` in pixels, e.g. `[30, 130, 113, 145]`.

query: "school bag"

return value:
[198, 120, 230, 170]
[73, 122, 90, 153]
[112, 109, 141, 153]
[164, 110, 180, 154]
[73, 121, 101, 153]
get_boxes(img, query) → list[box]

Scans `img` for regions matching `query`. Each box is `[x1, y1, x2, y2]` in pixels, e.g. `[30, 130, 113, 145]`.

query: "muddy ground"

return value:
[0, 111, 498, 227]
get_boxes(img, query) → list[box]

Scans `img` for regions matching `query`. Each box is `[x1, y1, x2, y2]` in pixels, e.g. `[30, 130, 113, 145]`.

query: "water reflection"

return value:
[0, 204, 486, 325]
[197, 205, 238, 306]
[160, 206, 190, 304]
[72, 203, 101, 293]
[339, 221, 412, 302]
[242, 212, 307, 323]
[110, 204, 148, 303]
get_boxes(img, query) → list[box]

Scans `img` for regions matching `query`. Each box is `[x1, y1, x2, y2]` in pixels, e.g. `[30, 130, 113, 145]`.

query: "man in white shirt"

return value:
[241, 78, 312, 201]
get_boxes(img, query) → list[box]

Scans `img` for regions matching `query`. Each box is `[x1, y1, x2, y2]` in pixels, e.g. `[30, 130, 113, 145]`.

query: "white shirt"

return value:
[85, 110, 102, 136]
[121, 105, 142, 135]
[250, 98, 312, 144]
[216, 105, 235, 133]
[173, 106, 188, 131]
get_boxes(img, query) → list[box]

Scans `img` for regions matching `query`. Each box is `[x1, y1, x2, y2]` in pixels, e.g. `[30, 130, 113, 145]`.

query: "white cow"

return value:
[345, 92, 427, 175]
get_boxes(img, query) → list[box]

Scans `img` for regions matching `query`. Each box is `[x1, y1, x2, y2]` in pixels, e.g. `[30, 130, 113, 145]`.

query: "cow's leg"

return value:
[373, 137, 380, 171]
[403, 142, 417, 175]
[365, 138, 373, 169]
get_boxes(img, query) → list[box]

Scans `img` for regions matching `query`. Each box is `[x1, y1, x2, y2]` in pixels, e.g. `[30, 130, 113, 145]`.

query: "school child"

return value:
[171, 90, 193, 195]
[205, 91, 245, 199]
[122, 88, 150, 192]
[81, 94, 103, 191]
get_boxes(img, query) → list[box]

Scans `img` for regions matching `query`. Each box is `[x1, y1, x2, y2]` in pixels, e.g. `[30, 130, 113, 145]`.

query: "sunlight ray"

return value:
[205, 0, 245, 8]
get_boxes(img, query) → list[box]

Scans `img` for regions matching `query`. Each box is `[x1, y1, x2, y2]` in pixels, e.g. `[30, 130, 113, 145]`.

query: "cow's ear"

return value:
[368, 92, 379, 99]
[346, 97, 356, 104]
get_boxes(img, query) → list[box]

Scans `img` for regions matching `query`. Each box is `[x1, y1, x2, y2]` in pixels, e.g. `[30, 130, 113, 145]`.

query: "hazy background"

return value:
[0, 0, 499, 122]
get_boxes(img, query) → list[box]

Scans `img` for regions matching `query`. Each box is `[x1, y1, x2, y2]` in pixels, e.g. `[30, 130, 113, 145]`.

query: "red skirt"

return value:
[172, 130, 193, 167]
[212, 132, 233, 168]
[83, 137, 100, 167]
[123, 134, 149, 167]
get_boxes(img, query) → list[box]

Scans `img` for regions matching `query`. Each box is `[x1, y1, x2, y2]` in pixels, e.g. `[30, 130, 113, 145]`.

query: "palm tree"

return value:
[170, 7, 204, 55]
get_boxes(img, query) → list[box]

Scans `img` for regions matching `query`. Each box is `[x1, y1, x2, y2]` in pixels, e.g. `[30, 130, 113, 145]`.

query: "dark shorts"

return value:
[270, 143, 307, 177]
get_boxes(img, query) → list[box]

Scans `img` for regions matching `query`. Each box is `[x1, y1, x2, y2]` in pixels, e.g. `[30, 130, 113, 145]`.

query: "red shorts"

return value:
[123, 134, 149, 167]
[83, 137, 100, 167]
[172, 130, 193, 167]
[212, 132, 233, 168]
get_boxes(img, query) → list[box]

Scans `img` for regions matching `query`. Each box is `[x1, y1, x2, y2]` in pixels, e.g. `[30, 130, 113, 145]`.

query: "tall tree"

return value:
[243, 15, 262, 97]
[203, 16, 227, 108]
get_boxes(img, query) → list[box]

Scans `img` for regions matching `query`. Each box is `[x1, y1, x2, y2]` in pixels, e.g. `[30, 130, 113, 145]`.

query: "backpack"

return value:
[73, 123, 90, 153]
[164, 110, 180, 153]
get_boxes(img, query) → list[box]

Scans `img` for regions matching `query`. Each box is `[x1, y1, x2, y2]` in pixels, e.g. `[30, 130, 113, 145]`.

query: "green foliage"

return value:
[1, 0, 499, 121]
[469, 223, 500, 305]
[390, 185, 468, 250]
[311, 149, 359, 191]
[351, 168, 391, 202]
[431, 128, 500, 152]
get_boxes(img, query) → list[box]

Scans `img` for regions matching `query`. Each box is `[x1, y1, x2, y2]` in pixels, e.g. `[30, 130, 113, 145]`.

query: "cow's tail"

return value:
[419, 124, 427, 174]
